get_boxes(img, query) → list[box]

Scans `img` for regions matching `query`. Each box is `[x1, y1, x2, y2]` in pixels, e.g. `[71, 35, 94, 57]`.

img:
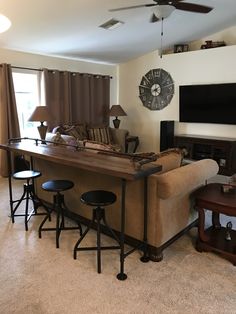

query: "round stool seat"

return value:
[42, 180, 74, 193]
[39, 179, 82, 249]
[81, 190, 116, 207]
[13, 170, 41, 180]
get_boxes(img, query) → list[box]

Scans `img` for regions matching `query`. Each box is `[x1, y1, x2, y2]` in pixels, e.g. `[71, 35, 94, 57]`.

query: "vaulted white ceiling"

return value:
[0, 0, 236, 64]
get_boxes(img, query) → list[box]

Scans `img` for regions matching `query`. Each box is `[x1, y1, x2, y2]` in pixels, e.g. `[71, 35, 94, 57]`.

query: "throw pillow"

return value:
[156, 147, 185, 159]
[64, 126, 81, 139]
[87, 127, 112, 144]
[52, 125, 66, 134]
[51, 132, 66, 145]
[74, 123, 88, 140]
[83, 140, 114, 152]
[63, 123, 88, 140]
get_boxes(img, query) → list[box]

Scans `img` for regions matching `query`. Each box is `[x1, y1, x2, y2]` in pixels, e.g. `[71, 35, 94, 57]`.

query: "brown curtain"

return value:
[44, 68, 110, 127]
[70, 73, 90, 124]
[43, 69, 72, 130]
[89, 75, 110, 126]
[0, 64, 20, 177]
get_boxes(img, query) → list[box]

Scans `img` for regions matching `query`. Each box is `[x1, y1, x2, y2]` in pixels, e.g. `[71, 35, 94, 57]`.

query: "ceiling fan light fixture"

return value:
[0, 14, 11, 33]
[152, 5, 175, 19]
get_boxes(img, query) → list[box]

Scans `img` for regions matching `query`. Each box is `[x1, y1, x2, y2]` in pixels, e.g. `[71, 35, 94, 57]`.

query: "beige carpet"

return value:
[0, 176, 236, 314]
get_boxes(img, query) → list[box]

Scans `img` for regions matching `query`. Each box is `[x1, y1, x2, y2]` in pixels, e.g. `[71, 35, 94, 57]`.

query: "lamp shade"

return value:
[28, 106, 52, 122]
[0, 14, 11, 33]
[109, 105, 127, 117]
[28, 106, 53, 142]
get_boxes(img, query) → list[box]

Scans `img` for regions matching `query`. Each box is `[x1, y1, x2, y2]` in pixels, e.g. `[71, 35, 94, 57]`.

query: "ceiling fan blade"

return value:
[174, 2, 213, 13]
[109, 4, 156, 12]
[150, 13, 159, 23]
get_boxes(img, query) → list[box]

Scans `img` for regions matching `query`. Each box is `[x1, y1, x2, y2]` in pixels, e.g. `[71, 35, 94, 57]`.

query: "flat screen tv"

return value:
[179, 83, 236, 125]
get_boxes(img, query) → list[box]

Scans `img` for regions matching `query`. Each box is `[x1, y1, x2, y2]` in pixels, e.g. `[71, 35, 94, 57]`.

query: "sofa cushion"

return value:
[156, 159, 219, 199]
[83, 140, 115, 152]
[63, 124, 87, 140]
[87, 127, 112, 144]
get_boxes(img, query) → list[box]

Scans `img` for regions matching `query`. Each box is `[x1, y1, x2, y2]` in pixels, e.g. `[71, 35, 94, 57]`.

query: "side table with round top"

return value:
[195, 183, 236, 265]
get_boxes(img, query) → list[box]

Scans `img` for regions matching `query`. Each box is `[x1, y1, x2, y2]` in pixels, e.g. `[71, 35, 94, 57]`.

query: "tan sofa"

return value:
[48, 126, 129, 153]
[34, 147, 219, 261]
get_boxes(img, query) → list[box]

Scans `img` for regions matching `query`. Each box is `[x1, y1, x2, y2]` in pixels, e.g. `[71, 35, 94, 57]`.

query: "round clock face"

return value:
[139, 68, 174, 110]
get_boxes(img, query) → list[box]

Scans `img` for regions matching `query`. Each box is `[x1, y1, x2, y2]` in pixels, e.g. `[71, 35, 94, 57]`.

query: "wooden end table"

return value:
[195, 183, 236, 265]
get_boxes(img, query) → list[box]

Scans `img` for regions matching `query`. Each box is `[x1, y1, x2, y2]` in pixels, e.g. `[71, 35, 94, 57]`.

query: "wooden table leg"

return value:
[197, 207, 210, 242]
[212, 211, 221, 229]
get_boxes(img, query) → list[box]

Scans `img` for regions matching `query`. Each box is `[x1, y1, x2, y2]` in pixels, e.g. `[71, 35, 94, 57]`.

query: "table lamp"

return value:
[109, 105, 127, 129]
[28, 106, 52, 142]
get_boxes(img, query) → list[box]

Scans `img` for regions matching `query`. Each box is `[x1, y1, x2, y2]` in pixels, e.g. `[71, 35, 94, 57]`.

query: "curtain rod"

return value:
[12, 65, 112, 78]
[12, 66, 43, 72]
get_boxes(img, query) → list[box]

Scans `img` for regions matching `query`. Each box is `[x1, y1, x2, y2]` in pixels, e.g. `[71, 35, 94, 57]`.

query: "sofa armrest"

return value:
[156, 159, 219, 199]
[109, 128, 129, 153]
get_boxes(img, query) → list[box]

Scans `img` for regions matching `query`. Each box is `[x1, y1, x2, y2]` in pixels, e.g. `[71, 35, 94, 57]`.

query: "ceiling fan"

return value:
[109, 0, 213, 22]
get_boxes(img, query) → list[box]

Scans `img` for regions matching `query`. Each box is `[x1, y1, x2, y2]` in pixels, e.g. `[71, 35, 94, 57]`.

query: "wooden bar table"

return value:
[0, 138, 162, 280]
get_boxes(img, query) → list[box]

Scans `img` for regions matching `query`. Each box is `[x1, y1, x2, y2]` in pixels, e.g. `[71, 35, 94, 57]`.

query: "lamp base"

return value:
[113, 117, 120, 129]
[37, 124, 48, 143]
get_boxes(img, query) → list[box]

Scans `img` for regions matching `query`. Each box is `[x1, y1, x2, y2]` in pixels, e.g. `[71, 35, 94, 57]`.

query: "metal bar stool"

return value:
[73, 190, 120, 274]
[11, 170, 50, 231]
[38, 180, 82, 248]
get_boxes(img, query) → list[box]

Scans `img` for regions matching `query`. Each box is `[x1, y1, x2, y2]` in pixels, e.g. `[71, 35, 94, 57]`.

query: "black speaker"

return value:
[160, 120, 174, 151]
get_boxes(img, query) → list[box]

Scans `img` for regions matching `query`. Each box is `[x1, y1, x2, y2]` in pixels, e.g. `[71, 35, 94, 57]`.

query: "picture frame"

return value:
[174, 44, 189, 53]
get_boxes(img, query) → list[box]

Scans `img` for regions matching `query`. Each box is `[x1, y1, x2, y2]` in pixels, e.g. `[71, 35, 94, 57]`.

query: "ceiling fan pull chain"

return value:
[160, 17, 164, 58]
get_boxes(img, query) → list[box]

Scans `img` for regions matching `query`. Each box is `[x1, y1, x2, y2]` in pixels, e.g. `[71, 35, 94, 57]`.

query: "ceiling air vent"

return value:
[99, 18, 124, 30]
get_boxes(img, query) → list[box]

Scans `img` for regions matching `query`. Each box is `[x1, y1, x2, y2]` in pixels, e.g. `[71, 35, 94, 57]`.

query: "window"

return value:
[12, 69, 44, 137]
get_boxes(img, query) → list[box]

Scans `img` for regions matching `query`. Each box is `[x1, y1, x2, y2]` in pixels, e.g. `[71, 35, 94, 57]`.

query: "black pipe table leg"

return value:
[117, 179, 127, 281]
[96, 209, 101, 274]
[140, 177, 149, 263]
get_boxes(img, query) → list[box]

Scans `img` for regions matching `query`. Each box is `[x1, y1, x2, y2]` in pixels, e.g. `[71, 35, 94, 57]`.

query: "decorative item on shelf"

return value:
[28, 106, 52, 142]
[109, 105, 127, 129]
[201, 40, 226, 49]
[174, 44, 189, 53]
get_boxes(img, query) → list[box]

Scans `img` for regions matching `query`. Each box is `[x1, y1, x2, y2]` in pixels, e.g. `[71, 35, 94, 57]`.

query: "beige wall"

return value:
[1, 41, 236, 154]
[0, 47, 118, 107]
[119, 45, 236, 153]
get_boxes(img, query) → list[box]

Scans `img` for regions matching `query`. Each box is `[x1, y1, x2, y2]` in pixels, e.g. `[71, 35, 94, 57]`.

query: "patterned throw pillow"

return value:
[87, 127, 112, 144]
[63, 124, 88, 140]
[74, 124, 88, 140]
[64, 126, 81, 138]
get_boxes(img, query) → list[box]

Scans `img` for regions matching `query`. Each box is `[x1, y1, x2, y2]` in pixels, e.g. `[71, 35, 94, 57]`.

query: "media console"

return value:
[174, 134, 236, 176]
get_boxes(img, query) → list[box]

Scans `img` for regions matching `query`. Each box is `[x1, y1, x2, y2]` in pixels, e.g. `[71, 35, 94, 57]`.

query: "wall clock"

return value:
[139, 68, 174, 110]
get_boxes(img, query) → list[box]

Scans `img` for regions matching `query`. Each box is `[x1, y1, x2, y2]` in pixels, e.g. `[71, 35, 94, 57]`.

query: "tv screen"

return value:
[179, 83, 236, 125]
